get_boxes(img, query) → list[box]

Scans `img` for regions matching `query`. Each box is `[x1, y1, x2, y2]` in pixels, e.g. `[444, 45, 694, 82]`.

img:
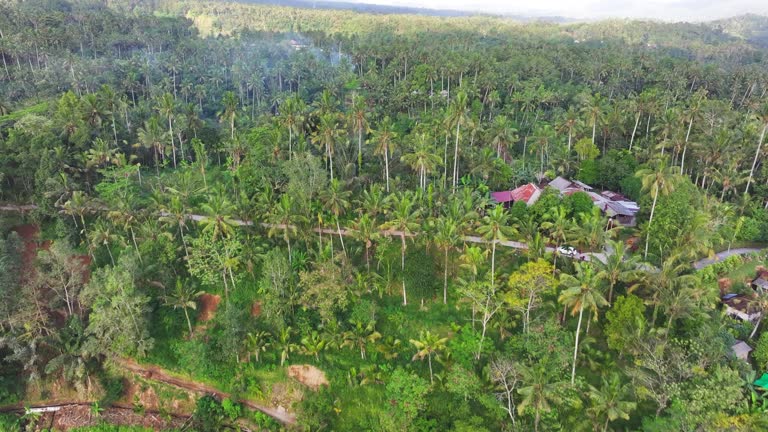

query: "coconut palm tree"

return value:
[348, 92, 369, 172]
[380, 192, 421, 306]
[559, 262, 608, 385]
[312, 113, 342, 181]
[587, 373, 637, 432]
[320, 178, 351, 256]
[489, 115, 518, 158]
[401, 132, 442, 190]
[245, 331, 272, 363]
[477, 205, 517, 291]
[280, 93, 305, 160]
[372, 116, 398, 192]
[88, 220, 121, 266]
[596, 240, 637, 305]
[517, 364, 563, 432]
[267, 194, 305, 263]
[199, 191, 237, 240]
[636, 158, 680, 259]
[745, 103, 768, 196]
[156, 93, 177, 167]
[274, 327, 298, 366]
[580, 93, 605, 146]
[447, 91, 470, 192]
[541, 206, 570, 271]
[342, 319, 382, 360]
[219, 90, 238, 140]
[349, 213, 379, 272]
[409, 330, 449, 383]
[163, 279, 202, 336]
[432, 215, 460, 304]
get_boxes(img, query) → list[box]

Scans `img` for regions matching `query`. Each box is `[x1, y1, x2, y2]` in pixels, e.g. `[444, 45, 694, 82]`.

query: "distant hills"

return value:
[231, 0, 574, 22]
[712, 14, 768, 46]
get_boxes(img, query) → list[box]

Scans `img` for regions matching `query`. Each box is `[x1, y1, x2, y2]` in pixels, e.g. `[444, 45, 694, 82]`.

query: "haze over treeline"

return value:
[1, 0, 768, 431]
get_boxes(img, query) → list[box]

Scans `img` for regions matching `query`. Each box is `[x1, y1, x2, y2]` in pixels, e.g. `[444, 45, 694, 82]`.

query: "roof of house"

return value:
[753, 277, 768, 290]
[732, 340, 753, 360]
[603, 201, 635, 217]
[492, 183, 542, 206]
[509, 183, 542, 206]
[722, 294, 759, 314]
[490, 191, 514, 203]
[549, 177, 573, 192]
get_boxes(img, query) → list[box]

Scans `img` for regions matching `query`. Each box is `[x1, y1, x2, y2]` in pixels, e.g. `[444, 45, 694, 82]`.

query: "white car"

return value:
[557, 246, 578, 257]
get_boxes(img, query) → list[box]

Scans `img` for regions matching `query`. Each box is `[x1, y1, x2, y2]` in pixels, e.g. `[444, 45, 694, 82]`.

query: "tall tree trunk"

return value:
[443, 248, 449, 304]
[453, 121, 461, 193]
[750, 315, 762, 339]
[168, 117, 177, 168]
[401, 234, 407, 306]
[745, 124, 767, 196]
[644, 189, 659, 259]
[184, 307, 193, 335]
[571, 306, 584, 385]
[336, 218, 346, 256]
[384, 146, 390, 192]
[681, 117, 693, 175]
[358, 127, 363, 173]
[630, 112, 640, 150]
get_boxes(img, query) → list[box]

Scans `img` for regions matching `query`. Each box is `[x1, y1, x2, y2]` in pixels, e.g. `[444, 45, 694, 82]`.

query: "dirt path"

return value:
[693, 248, 765, 270]
[115, 358, 297, 425]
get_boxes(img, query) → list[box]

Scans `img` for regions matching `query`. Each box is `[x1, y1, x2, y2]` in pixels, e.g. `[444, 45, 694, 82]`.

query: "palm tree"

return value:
[447, 91, 470, 192]
[274, 327, 298, 366]
[245, 331, 272, 363]
[349, 213, 379, 272]
[163, 279, 202, 336]
[559, 262, 608, 385]
[587, 373, 637, 432]
[348, 92, 369, 172]
[517, 365, 562, 432]
[320, 179, 351, 256]
[541, 206, 570, 271]
[580, 93, 605, 145]
[219, 91, 238, 140]
[558, 107, 579, 152]
[88, 220, 121, 266]
[136, 117, 166, 172]
[409, 330, 449, 383]
[267, 194, 305, 263]
[477, 205, 516, 290]
[380, 193, 421, 306]
[596, 240, 636, 305]
[156, 93, 177, 167]
[372, 116, 398, 192]
[300, 331, 327, 362]
[98, 84, 119, 147]
[312, 113, 342, 181]
[432, 215, 460, 304]
[489, 115, 518, 158]
[636, 158, 680, 259]
[280, 93, 305, 160]
[342, 320, 382, 359]
[745, 103, 768, 196]
[199, 191, 237, 240]
[401, 133, 441, 190]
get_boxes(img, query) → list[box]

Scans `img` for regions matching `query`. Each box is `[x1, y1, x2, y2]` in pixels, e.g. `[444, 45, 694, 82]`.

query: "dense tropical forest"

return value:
[1, 0, 768, 430]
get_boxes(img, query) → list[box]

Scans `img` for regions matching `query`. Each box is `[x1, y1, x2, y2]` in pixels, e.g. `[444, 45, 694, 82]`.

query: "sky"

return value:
[343, 0, 768, 21]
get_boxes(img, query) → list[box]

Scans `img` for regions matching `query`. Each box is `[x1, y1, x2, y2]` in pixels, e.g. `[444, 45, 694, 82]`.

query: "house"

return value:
[548, 176, 593, 194]
[544, 176, 639, 226]
[491, 183, 542, 207]
[731, 340, 753, 361]
[752, 269, 768, 292]
[721, 293, 762, 322]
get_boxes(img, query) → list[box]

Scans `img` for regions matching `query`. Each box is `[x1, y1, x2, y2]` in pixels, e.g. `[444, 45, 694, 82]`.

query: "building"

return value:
[752, 269, 768, 292]
[491, 183, 542, 207]
[731, 340, 753, 361]
[544, 177, 639, 226]
[721, 293, 762, 323]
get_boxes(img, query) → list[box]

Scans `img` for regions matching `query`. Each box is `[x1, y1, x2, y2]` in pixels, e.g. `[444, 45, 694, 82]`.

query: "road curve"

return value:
[693, 248, 765, 270]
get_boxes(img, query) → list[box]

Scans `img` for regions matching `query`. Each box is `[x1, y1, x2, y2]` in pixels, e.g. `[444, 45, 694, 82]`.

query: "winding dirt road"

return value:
[115, 358, 297, 425]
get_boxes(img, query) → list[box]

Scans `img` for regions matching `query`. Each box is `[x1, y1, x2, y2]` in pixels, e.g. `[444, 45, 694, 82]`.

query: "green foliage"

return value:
[384, 368, 431, 430]
[754, 332, 768, 370]
[563, 191, 595, 217]
[605, 295, 646, 352]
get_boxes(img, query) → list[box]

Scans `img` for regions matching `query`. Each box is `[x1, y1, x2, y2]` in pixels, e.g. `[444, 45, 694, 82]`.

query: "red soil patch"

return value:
[287, 365, 329, 391]
[47, 404, 186, 430]
[11, 224, 40, 284]
[198, 293, 221, 321]
[251, 301, 262, 317]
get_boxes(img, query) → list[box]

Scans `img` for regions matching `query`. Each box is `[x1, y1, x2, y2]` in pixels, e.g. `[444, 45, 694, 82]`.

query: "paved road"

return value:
[693, 248, 765, 270]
